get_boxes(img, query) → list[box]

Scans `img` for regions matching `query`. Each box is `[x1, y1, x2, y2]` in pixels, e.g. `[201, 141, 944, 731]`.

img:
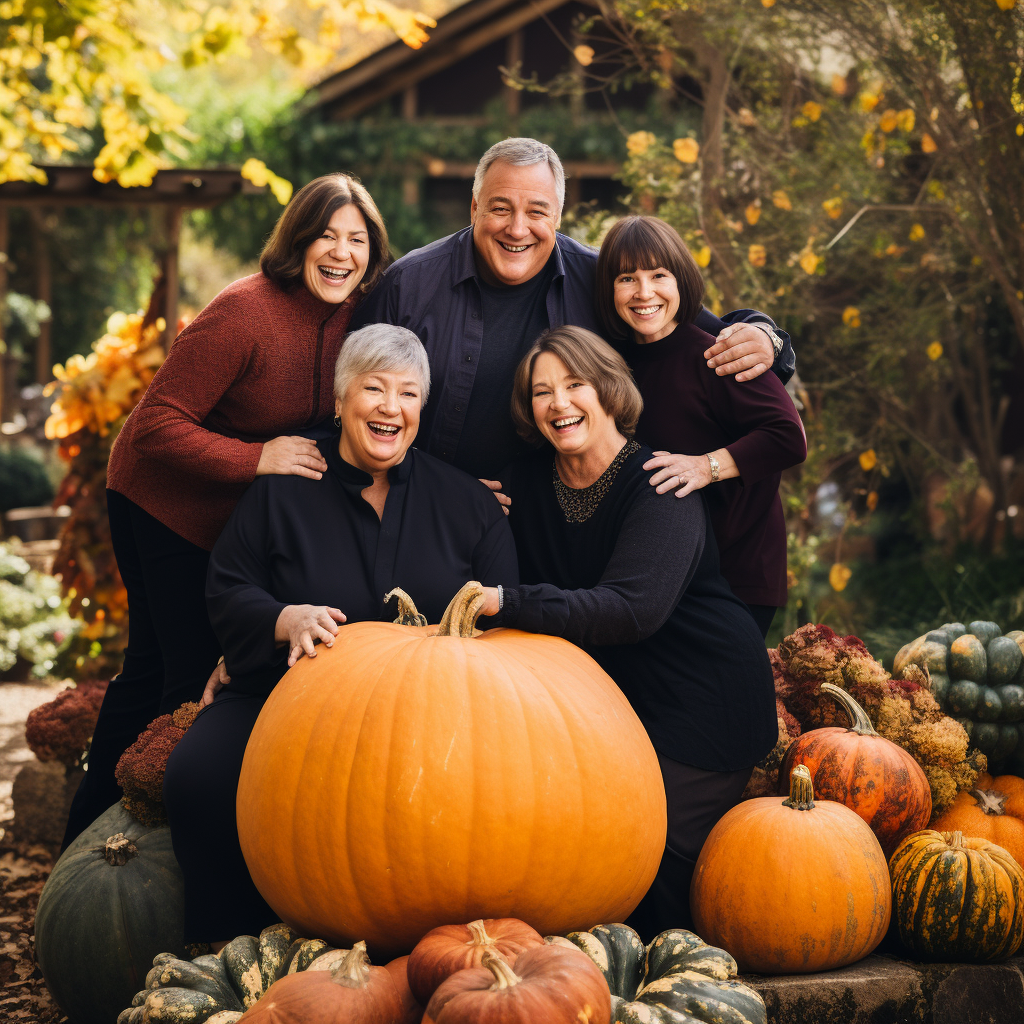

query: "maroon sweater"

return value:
[626, 321, 807, 607]
[107, 273, 355, 551]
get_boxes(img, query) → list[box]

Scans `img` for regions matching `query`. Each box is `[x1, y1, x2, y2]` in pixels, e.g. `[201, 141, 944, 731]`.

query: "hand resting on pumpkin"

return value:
[275, 603, 348, 667]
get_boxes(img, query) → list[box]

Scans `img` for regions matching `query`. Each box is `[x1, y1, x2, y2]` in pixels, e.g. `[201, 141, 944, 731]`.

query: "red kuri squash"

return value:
[407, 918, 544, 1005]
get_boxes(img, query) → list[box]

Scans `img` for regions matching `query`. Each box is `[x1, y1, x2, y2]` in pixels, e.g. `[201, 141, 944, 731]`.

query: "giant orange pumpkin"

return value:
[237, 583, 667, 955]
[691, 765, 891, 974]
[930, 773, 1024, 866]
[779, 682, 932, 856]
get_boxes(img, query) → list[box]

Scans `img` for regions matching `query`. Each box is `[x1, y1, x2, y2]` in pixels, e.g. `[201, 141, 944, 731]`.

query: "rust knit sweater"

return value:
[107, 273, 355, 551]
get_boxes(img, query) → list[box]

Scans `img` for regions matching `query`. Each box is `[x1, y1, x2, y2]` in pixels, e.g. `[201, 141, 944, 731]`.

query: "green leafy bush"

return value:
[0, 446, 54, 512]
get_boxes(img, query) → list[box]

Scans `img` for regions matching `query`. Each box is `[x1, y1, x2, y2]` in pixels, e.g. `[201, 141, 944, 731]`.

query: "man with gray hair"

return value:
[351, 137, 793, 481]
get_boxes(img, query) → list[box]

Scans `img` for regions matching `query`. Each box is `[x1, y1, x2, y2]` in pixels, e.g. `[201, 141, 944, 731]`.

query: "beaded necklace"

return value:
[552, 439, 640, 523]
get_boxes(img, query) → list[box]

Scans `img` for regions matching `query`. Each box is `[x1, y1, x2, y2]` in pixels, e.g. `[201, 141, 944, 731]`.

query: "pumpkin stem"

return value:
[385, 587, 428, 627]
[782, 765, 815, 811]
[945, 830, 965, 850]
[467, 920, 494, 945]
[971, 788, 1007, 816]
[819, 682, 878, 736]
[103, 833, 139, 866]
[436, 581, 487, 638]
[481, 951, 520, 990]
[329, 941, 371, 989]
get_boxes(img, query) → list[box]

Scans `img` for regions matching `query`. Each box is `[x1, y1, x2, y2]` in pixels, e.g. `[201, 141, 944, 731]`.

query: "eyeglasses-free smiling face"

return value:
[337, 370, 422, 474]
[471, 159, 560, 287]
[613, 267, 681, 343]
[302, 204, 370, 303]
[530, 351, 617, 456]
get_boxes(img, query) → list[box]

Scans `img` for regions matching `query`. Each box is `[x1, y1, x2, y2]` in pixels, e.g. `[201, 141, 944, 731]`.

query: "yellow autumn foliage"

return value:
[1, 0, 436, 186]
[748, 244, 767, 267]
[44, 311, 166, 442]
[673, 137, 700, 163]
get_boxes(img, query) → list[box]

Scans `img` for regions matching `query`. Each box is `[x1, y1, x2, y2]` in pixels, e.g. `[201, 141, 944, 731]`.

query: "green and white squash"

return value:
[117, 923, 345, 1024]
[896, 621, 1024, 772]
[547, 923, 766, 1024]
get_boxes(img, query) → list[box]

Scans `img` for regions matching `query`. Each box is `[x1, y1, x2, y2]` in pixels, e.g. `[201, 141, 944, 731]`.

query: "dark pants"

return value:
[164, 690, 278, 942]
[745, 603, 778, 638]
[626, 754, 752, 942]
[61, 490, 222, 850]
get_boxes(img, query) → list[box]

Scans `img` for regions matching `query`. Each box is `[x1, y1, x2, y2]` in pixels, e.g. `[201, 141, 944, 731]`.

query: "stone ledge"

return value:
[740, 953, 1024, 1024]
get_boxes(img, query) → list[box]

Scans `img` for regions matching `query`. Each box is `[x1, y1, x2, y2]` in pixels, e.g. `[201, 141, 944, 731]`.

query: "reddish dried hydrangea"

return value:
[25, 680, 109, 767]
[115, 702, 201, 825]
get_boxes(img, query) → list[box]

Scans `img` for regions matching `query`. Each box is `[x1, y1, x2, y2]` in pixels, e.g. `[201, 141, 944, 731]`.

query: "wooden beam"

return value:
[30, 209, 52, 385]
[401, 84, 418, 121]
[163, 207, 182, 350]
[505, 29, 524, 120]
[0, 207, 7, 424]
[329, 0, 572, 119]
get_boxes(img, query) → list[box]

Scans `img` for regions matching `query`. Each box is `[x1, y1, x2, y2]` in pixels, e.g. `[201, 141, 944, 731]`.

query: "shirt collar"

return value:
[325, 435, 415, 489]
[451, 226, 569, 288]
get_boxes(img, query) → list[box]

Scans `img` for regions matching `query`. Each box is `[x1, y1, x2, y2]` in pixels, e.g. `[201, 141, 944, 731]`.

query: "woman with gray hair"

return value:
[163, 323, 518, 944]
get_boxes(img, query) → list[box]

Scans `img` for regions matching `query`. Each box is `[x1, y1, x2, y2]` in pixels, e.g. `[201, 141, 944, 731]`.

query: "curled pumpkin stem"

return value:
[331, 940, 371, 988]
[385, 587, 428, 627]
[436, 581, 487, 637]
[481, 950, 520, 990]
[819, 682, 877, 736]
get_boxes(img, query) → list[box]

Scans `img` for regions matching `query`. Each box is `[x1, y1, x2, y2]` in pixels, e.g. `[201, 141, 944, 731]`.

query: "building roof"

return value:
[0, 167, 264, 207]
[311, 0, 580, 118]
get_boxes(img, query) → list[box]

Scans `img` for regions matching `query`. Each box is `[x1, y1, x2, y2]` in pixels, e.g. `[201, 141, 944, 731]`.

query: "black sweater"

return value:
[502, 445, 778, 772]
[206, 438, 520, 695]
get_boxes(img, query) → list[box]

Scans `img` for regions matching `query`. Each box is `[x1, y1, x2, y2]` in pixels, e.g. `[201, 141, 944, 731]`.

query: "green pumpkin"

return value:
[894, 637, 948, 678]
[117, 924, 343, 1023]
[942, 622, 969, 640]
[969, 621, 1003, 645]
[924, 630, 951, 647]
[973, 721, 1001, 755]
[930, 672, 951, 705]
[549, 924, 766, 1024]
[947, 679, 981, 716]
[975, 686, 1004, 723]
[993, 724, 1020, 762]
[987, 637, 1023, 686]
[997, 684, 1024, 723]
[950, 636, 987, 682]
[35, 802, 187, 1024]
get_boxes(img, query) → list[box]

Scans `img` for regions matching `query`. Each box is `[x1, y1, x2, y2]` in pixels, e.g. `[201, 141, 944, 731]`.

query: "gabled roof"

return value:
[311, 0, 580, 117]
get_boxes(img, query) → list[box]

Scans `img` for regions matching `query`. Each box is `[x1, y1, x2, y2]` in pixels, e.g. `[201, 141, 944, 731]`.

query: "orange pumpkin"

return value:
[237, 583, 667, 955]
[422, 947, 611, 1024]
[407, 918, 544, 1005]
[779, 682, 932, 855]
[930, 773, 1024, 866]
[691, 765, 891, 974]
[242, 942, 403, 1024]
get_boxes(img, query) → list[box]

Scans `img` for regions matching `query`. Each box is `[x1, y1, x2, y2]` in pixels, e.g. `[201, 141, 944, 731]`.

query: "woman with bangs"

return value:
[596, 215, 807, 638]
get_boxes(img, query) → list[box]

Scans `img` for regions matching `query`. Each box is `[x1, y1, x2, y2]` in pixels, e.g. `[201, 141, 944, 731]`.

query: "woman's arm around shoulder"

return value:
[128, 277, 271, 483]
[500, 482, 705, 646]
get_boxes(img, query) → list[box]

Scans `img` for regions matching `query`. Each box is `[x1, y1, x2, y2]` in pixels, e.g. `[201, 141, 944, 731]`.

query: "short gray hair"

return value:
[472, 137, 565, 214]
[334, 324, 431, 405]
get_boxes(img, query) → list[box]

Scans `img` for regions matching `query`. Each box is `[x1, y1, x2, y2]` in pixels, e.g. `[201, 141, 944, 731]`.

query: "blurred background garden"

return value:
[2, 0, 1024, 683]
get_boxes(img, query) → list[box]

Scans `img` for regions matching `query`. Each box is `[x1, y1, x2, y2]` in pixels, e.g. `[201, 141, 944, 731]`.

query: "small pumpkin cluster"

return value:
[117, 917, 768, 1024]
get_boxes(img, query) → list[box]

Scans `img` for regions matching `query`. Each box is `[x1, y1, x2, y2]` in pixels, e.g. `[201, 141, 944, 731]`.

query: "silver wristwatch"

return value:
[752, 322, 784, 358]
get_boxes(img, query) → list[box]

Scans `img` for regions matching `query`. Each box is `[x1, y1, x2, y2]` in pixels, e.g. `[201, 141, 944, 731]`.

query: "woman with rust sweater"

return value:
[596, 216, 806, 636]
[62, 174, 391, 847]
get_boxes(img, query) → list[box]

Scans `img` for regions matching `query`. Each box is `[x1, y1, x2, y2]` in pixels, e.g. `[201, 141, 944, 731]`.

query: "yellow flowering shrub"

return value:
[44, 310, 167, 677]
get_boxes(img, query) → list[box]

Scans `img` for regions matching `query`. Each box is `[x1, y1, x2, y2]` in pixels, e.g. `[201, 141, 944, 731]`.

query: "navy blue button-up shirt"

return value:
[351, 226, 794, 470]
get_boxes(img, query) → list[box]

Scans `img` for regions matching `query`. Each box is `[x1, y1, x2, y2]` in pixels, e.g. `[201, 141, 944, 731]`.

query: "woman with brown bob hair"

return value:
[63, 173, 390, 848]
[596, 215, 806, 638]
[477, 324, 777, 939]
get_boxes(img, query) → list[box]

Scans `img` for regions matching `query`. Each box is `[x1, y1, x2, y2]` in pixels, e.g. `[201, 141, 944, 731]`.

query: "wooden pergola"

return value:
[0, 166, 266, 422]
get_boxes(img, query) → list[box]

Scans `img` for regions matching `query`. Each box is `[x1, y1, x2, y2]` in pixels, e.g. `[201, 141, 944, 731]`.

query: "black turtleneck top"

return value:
[205, 436, 520, 695]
